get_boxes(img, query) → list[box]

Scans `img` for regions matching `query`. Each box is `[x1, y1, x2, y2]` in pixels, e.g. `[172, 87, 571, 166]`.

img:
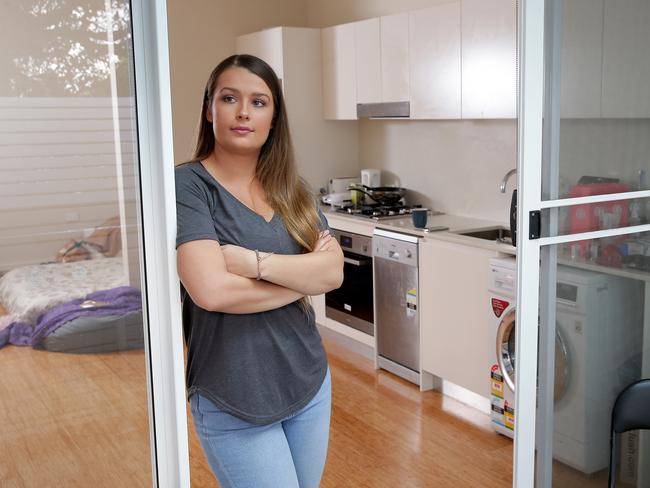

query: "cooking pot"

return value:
[351, 185, 406, 205]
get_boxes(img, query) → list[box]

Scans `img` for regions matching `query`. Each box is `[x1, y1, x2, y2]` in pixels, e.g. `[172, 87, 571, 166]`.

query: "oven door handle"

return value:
[343, 256, 371, 266]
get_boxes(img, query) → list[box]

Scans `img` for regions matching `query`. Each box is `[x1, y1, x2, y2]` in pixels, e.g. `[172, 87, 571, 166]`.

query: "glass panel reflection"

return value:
[543, 0, 650, 201]
[0, 1, 151, 485]
[536, 232, 650, 487]
[540, 196, 650, 248]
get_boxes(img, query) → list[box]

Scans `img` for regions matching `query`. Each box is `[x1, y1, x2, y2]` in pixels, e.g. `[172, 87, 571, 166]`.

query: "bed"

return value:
[0, 257, 144, 353]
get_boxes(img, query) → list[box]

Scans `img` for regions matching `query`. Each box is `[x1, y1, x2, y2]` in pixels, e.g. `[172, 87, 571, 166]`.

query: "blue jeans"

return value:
[190, 368, 331, 488]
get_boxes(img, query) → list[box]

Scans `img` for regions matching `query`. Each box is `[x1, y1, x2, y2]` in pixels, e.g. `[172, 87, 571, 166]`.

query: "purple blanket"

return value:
[0, 286, 142, 348]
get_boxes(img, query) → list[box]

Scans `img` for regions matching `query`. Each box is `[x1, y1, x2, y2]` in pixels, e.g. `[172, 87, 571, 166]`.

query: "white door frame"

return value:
[516, 1, 650, 486]
[131, 1, 190, 486]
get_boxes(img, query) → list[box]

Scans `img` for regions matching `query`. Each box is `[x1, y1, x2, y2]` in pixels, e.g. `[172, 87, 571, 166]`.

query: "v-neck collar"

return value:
[196, 160, 277, 224]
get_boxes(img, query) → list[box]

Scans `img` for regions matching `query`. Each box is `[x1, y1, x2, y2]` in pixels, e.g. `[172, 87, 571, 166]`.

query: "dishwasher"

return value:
[373, 229, 421, 386]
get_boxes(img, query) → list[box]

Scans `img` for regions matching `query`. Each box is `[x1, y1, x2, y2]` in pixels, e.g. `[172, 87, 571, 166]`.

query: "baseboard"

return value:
[440, 379, 491, 414]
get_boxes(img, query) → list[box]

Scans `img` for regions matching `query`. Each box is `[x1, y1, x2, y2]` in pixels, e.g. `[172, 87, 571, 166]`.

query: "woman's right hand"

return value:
[313, 230, 333, 252]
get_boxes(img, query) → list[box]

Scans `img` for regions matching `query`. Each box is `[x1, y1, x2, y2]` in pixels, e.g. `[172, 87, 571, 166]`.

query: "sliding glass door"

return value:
[0, 1, 188, 486]
[516, 0, 650, 486]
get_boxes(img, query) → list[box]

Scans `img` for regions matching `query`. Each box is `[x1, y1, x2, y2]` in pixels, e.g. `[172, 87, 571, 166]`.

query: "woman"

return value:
[175, 54, 344, 488]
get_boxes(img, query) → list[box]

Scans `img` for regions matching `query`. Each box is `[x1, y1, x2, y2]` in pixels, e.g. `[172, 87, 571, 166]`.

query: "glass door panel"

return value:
[520, 0, 650, 486]
[542, 0, 650, 201]
[0, 1, 153, 485]
[535, 235, 650, 487]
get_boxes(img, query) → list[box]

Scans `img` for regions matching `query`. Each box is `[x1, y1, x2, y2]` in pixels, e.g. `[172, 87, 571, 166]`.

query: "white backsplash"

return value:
[359, 118, 518, 223]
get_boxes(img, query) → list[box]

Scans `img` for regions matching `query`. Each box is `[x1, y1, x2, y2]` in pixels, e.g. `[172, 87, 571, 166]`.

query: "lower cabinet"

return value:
[312, 293, 326, 326]
[419, 238, 496, 398]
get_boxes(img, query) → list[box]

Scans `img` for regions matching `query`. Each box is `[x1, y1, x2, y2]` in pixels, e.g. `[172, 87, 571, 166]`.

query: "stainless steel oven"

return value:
[325, 229, 374, 335]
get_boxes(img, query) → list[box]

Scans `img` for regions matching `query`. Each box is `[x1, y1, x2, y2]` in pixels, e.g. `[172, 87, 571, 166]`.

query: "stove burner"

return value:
[335, 204, 430, 220]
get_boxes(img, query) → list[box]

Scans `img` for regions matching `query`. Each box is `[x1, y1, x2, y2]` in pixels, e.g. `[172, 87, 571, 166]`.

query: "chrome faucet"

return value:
[500, 168, 517, 193]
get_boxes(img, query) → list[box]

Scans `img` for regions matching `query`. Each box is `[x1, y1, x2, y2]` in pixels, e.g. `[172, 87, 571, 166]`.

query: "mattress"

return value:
[34, 310, 144, 353]
[0, 257, 126, 328]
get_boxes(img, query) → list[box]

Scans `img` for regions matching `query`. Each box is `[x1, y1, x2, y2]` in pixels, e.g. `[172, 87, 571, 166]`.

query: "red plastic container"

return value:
[569, 182, 629, 257]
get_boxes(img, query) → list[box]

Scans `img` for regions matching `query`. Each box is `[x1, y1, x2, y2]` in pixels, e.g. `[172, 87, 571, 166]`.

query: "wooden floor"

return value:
[0, 346, 152, 487]
[1, 335, 625, 487]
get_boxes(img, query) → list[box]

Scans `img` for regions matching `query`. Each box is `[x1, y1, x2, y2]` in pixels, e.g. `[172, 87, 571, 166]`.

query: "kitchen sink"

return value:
[456, 226, 512, 244]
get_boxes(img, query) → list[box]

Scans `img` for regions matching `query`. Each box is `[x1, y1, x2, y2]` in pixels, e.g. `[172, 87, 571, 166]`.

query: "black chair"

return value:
[608, 379, 650, 488]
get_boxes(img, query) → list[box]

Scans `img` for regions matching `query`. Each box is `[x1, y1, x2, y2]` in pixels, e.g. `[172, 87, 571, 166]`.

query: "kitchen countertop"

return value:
[321, 206, 516, 255]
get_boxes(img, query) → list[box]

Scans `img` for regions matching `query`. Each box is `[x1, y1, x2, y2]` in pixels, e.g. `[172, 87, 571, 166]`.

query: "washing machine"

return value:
[487, 258, 644, 475]
[488, 256, 517, 438]
[553, 265, 643, 474]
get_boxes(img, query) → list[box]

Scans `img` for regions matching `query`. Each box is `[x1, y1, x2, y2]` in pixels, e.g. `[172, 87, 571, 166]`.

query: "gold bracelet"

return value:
[255, 249, 274, 280]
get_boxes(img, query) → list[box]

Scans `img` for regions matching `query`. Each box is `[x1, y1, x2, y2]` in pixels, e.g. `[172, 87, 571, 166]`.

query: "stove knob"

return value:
[406, 249, 412, 259]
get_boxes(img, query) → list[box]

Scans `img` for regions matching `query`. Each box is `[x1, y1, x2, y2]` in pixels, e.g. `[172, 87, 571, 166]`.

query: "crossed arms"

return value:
[177, 230, 344, 314]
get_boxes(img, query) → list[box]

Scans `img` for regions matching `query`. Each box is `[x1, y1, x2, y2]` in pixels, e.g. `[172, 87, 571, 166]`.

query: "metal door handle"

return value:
[343, 257, 370, 266]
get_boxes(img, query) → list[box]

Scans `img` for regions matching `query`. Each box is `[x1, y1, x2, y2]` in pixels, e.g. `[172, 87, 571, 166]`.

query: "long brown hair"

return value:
[193, 54, 320, 252]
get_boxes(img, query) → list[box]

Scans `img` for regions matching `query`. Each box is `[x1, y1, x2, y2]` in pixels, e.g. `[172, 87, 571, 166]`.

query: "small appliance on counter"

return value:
[327, 176, 360, 195]
[360, 169, 381, 188]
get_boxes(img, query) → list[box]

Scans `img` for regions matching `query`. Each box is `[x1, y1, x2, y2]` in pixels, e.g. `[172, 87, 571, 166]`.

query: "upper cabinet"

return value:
[381, 13, 409, 103]
[322, 23, 357, 120]
[236, 28, 284, 81]
[560, 0, 650, 118]
[560, 0, 604, 118]
[322, 0, 518, 120]
[601, 0, 650, 118]
[461, 0, 517, 119]
[409, 3, 461, 119]
[354, 18, 381, 104]
[354, 14, 409, 106]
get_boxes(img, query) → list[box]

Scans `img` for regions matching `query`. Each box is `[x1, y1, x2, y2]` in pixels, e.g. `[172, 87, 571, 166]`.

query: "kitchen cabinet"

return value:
[354, 18, 381, 105]
[322, 23, 358, 120]
[602, 0, 650, 118]
[236, 27, 358, 192]
[380, 13, 409, 103]
[409, 3, 461, 119]
[327, 14, 408, 113]
[312, 293, 326, 326]
[560, 0, 604, 118]
[461, 0, 517, 119]
[419, 237, 494, 398]
[236, 28, 284, 81]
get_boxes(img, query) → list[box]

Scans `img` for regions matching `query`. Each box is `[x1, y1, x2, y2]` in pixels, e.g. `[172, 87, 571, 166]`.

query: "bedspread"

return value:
[0, 257, 126, 329]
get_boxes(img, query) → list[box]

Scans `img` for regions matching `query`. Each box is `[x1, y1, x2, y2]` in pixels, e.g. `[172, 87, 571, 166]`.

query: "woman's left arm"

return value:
[221, 233, 344, 296]
[260, 240, 344, 295]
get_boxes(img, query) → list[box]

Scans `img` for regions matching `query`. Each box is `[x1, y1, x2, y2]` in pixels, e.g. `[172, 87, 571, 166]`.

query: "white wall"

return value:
[359, 119, 517, 222]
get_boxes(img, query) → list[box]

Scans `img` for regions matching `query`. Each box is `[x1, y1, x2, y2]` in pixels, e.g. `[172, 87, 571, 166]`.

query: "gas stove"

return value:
[335, 204, 443, 221]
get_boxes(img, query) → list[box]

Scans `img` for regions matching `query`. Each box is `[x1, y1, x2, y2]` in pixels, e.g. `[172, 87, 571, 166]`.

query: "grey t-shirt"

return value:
[175, 161, 329, 425]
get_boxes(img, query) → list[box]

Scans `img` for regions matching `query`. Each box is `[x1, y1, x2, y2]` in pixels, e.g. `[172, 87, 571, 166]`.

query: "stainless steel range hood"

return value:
[356, 101, 410, 119]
